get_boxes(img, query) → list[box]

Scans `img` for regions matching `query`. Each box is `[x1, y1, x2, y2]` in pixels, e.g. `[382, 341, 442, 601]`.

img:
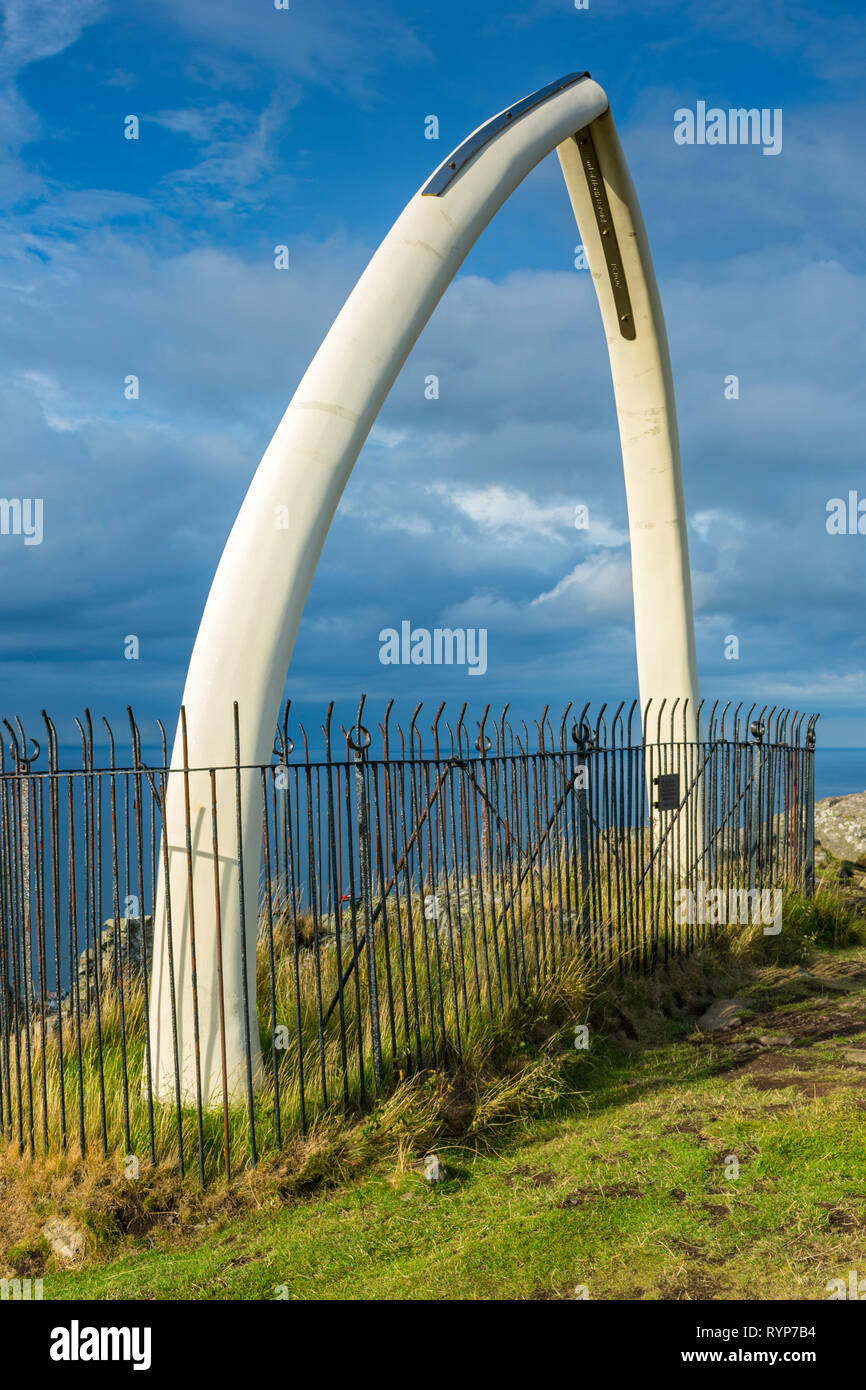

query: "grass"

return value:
[30, 957, 866, 1300]
[3, 878, 866, 1300]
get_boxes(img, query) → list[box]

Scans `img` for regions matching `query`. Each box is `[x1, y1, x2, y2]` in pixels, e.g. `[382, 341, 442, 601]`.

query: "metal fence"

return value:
[0, 697, 817, 1179]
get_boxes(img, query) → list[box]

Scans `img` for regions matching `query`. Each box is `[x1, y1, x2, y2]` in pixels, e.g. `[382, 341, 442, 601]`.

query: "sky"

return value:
[1, 0, 865, 759]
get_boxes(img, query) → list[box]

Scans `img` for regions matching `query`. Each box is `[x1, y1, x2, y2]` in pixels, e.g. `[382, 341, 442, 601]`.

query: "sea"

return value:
[815, 749, 866, 800]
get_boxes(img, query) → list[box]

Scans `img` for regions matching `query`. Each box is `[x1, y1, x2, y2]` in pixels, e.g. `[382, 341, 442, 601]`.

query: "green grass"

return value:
[4, 882, 866, 1300]
[29, 939, 866, 1301]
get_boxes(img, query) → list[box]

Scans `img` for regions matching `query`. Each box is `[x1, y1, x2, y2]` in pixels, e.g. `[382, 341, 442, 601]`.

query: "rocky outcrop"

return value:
[815, 791, 866, 862]
[77, 916, 153, 999]
[697, 998, 751, 1032]
[42, 1216, 85, 1267]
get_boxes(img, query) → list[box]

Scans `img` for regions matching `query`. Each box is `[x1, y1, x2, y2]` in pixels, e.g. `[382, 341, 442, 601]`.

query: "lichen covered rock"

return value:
[815, 791, 866, 862]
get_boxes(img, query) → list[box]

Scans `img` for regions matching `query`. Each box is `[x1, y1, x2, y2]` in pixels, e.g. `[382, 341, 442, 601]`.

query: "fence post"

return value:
[572, 721, 593, 936]
[747, 719, 764, 891]
[350, 712, 382, 1089]
[3, 723, 40, 1014]
[475, 720, 492, 877]
[804, 725, 816, 898]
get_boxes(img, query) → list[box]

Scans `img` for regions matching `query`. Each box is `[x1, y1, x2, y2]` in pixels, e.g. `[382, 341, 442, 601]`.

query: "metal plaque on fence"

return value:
[654, 773, 680, 811]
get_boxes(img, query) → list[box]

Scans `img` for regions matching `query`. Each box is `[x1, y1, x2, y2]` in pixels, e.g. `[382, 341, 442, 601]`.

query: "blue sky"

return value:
[1, 0, 865, 754]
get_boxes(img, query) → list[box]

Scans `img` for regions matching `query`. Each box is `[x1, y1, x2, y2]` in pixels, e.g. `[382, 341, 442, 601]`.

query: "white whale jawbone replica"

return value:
[556, 111, 702, 870]
[147, 72, 700, 1107]
[556, 114, 699, 733]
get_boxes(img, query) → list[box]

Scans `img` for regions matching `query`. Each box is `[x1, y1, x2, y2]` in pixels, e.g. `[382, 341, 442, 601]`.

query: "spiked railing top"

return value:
[0, 698, 820, 777]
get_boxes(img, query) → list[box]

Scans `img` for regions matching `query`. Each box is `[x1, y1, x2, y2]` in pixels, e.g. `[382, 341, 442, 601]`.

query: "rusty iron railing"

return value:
[0, 698, 817, 1178]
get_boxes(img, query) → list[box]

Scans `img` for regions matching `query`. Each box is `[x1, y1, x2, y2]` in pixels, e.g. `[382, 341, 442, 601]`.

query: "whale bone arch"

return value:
[148, 72, 699, 1104]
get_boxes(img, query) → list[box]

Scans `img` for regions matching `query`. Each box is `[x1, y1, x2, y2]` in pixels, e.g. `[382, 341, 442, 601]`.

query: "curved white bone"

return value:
[147, 74, 699, 1106]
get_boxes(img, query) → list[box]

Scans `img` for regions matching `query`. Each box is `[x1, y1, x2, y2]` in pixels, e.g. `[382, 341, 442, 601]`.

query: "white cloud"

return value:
[531, 554, 633, 614]
[0, 1, 107, 210]
[150, 0, 431, 99]
[431, 482, 628, 550]
[0, 0, 105, 76]
[439, 552, 633, 637]
[150, 92, 300, 205]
